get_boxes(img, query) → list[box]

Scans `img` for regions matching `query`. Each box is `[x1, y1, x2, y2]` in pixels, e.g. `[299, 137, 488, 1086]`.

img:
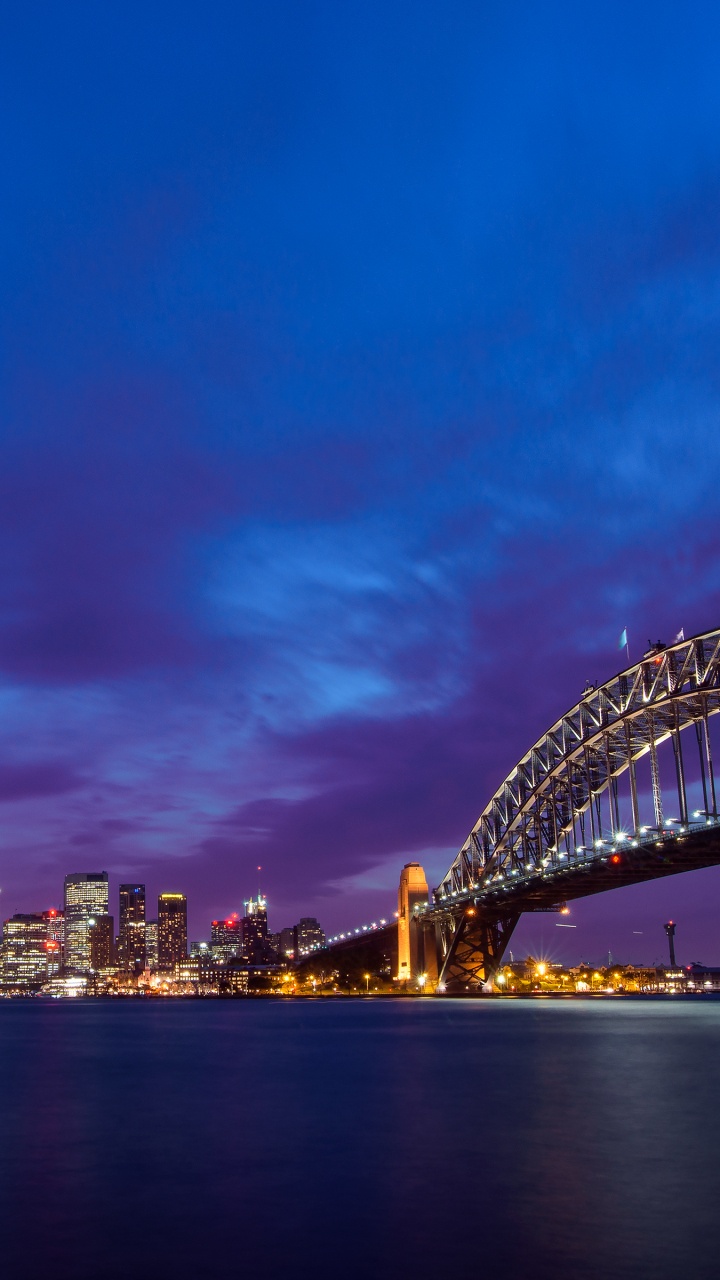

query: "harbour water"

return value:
[1, 997, 720, 1280]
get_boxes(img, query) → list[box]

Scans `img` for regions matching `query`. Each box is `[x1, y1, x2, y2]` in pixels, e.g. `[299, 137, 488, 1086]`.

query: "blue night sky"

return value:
[3, 2, 720, 962]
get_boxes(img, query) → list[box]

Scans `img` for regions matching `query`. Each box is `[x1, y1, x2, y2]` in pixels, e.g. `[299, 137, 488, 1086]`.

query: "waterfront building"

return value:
[175, 954, 220, 988]
[296, 917, 325, 955]
[224, 961, 250, 994]
[158, 894, 187, 968]
[1, 913, 52, 990]
[88, 914, 115, 970]
[118, 884, 146, 971]
[211, 915, 243, 963]
[146, 920, 158, 969]
[64, 872, 109, 973]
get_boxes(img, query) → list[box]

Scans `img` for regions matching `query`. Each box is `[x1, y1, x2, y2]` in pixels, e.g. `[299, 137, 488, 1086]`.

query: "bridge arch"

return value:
[425, 629, 720, 990]
[436, 629, 720, 901]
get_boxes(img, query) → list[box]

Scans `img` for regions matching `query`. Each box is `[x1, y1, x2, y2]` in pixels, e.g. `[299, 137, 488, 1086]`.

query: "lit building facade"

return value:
[241, 895, 267, 961]
[296, 917, 325, 955]
[64, 872, 109, 973]
[44, 909, 63, 974]
[146, 920, 158, 969]
[118, 883, 146, 971]
[158, 894, 187, 969]
[1, 913, 53, 990]
[211, 915, 243, 963]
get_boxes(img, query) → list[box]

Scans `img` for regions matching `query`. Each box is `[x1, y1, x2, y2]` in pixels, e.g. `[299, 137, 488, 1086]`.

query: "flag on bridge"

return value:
[675, 628, 685, 643]
[618, 628, 628, 651]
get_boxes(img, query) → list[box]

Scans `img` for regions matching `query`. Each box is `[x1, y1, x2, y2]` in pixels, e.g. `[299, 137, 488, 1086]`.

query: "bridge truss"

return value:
[423, 628, 720, 991]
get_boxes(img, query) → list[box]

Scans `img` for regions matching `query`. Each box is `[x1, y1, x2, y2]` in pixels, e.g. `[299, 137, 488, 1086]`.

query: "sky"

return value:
[2, 1, 720, 962]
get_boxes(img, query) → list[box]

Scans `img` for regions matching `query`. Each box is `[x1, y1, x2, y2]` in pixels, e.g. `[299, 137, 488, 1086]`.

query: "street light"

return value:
[417, 973, 427, 991]
[364, 973, 371, 993]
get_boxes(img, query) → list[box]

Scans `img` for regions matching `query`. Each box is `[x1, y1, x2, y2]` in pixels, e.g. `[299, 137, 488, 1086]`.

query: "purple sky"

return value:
[2, 3, 720, 963]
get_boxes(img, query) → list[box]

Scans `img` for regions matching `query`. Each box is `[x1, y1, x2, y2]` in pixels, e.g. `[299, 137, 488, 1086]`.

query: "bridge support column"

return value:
[397, 862, 429, 984]
[438, 912, 519, 993]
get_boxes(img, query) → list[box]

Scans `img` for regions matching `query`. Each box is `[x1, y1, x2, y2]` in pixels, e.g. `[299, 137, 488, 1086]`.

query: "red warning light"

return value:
[610, 853, 622, 865]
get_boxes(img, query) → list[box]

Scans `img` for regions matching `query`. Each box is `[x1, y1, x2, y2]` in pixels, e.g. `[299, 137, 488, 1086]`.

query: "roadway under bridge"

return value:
[325, 627, 720, 992]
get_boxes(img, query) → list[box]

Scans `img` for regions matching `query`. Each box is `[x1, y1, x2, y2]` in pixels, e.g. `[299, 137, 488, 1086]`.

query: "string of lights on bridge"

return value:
[437, 811, 720, 899]
[325, 918, 391, 947]
[320, 819, 720, 946]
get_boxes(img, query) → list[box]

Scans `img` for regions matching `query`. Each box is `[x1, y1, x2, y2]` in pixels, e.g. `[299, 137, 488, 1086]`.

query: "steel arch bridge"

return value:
[414, 627, 720, 992]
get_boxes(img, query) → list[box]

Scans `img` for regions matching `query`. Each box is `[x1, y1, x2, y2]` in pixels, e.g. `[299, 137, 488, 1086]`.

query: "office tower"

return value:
[296, 917, 325, 955]
[64, 872, 109, 973]
[43, 909, 63, 977]
[1, 914, 52, 990]
[145, 920, 158, 969]
[241, 895, 267, 961]
[119, 884, 146, 971]
[88, 914, 115, 970]
[278, 926, 296, 959]
[158, 894, 187, 968]
[211, 915, 243, 964]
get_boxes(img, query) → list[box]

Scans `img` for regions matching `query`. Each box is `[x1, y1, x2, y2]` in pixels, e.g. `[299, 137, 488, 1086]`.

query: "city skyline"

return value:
[2, 856, 713, 971]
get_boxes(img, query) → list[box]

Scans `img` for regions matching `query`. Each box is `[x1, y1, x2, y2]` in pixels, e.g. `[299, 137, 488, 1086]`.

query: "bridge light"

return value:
[466, 908, 476, 916]
[595, 840, 604, 848]
[610, 853, 622, 865]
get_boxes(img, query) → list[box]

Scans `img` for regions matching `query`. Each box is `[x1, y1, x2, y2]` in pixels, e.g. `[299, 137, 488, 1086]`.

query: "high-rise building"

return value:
[1, 913, 53, 990]
[296, 917, 325, 955]
[241, 895, 267, 961]
[211, 915, 243, 964]
[88, 914, 115, 970]
[145, 920, 158, 969]
[158, 894, 187, 969]
[119, 884, 146, 971]
[278, 926, 296, 959]
[64, 873, 109, 973]
[44, 909, 63, 974]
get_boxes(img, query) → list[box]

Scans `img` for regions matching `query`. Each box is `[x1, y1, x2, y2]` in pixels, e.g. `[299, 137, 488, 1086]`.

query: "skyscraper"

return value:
[119, 884, 146, 971]
[64, 873, 109, 973]
[1, 914, 53, 991]
[241, 894, 267, 961]
[88, 914, 115, 970]
[145, 920, 158, 969]
[158, 894, 187, 968]
[211, 915, 243, 964]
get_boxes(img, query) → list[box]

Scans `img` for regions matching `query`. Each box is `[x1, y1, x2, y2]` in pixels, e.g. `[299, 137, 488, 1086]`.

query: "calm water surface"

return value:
[1, 997, 719, 1279]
